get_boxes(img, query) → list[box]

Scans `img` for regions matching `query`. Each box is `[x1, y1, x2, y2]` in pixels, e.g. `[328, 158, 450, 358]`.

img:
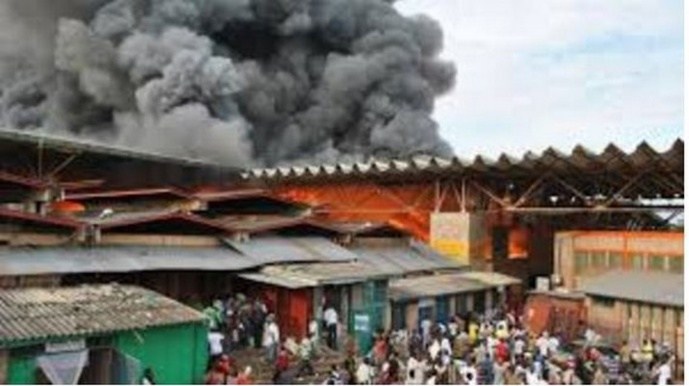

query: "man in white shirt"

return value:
[324, 305, 338, 350]
[513, 336, 525, 363]
[440, 336, 452, 355]
[448, 319, 459, 337]
[547, 334, 560, 356]
[460, 362, 478, 385]
[420, 318, 432, 347]
[263, 314, 280, 363]
[656, 356, 673, 385]
[309, 318, 319, 345]
[536, 332, 550, 358]
[405, 355, 424, 385]
[428, 339, 441, 361]
[357, 358, 375, 385]
[208, 330, 224, 359]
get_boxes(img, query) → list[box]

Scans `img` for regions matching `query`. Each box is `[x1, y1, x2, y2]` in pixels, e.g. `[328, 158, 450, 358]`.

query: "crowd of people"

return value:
[201, 294, 678, 385]
[203, 294, 271, 354]
[318, 307, 678, 385]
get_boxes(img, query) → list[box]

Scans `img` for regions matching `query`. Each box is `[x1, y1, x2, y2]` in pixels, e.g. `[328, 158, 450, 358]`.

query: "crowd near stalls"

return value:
[201, 296, 679, 385]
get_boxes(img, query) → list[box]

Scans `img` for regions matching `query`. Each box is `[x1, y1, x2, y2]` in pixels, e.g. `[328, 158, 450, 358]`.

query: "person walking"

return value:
[324, 305, 339, 350]
[296, 336, 315, 379]
[207, 329, 225, 366]
[263, 314, 280, 363]
[356, 357, 375, 385]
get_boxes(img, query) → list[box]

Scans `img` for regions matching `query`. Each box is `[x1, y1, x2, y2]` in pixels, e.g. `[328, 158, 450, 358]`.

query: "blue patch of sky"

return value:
[528, 33, 682, 62]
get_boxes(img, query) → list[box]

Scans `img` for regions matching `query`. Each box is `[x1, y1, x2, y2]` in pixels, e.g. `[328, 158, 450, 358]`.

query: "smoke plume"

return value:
[0, 0, 456, 167]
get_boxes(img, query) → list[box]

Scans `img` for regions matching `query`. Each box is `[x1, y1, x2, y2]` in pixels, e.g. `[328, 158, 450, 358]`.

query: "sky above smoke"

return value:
[0, 0, 456, 167]
[396, 0, 683, 157]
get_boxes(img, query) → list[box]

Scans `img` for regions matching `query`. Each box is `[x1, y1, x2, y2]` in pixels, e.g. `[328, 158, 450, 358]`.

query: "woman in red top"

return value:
[272, 346, 290, 383]
[373, 337, 388, 366]
[495, 338, 510, 363]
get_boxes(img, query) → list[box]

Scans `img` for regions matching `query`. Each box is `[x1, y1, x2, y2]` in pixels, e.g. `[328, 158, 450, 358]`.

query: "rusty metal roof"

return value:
[0, 284, 204, 346]
[242, 139, 683, 183]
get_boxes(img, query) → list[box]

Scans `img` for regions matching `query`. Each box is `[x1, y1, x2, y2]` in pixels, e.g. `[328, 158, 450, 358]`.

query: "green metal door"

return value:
[436, 296, 450, 323]
[7, 354, 36, 385]
[350, 280, 388, 355]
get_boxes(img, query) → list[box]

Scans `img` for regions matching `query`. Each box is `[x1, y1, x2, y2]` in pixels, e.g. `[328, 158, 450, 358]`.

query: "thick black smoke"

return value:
[0, 0, 456, 167]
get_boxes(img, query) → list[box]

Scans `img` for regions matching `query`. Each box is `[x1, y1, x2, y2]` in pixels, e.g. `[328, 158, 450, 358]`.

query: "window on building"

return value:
[575, 252, 589, 273]
[669, 257, 683, 274]
[592, 252, 607, 268]
[648, 255, 666, 271]
[631, 254, 644, 270]
[609, 253, 623, 269]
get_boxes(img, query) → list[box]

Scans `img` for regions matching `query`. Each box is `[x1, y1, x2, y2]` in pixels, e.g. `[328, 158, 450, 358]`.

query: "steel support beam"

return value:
[551, 176, 594, 206]
[470, 181, 507, 208]
[514, 174, 548, 207]
[504, 205, 683, 214]
[604, 171, 647, 206]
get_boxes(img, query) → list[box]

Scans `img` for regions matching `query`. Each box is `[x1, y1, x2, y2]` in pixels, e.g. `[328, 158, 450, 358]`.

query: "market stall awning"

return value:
[388, 271, 520, 301]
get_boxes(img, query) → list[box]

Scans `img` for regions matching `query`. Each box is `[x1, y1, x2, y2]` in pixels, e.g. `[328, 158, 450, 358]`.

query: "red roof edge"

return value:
[195, 188, 306, 207]
[67, 187, 193, 201]
[0, 207, 83, 229]
[0, 171, 46, 189]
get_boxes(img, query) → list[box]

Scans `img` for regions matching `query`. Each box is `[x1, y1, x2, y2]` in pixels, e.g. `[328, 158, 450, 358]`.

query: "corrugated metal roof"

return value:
[456, 271, 521, 287]
[0, 128, 234, 169]
[96, 211, 235, 233]
[0, 246, 256, 275]
[0, 284, 204, 346]
[238, 272, 319, 289]
[214, 215, 343, 235]
[81, 209, 177, 225]
[214, 215, 306, 232]
[352, 240, 463, 275]
[388, 272, 491, 301]
[578, 270, 683, 307]
[242, 139, 683, 182]
[317, 221, 408, 236]
[0, 237, 359, 276]
[239, 261, 389, 288]
[223, 236, 357, 263]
